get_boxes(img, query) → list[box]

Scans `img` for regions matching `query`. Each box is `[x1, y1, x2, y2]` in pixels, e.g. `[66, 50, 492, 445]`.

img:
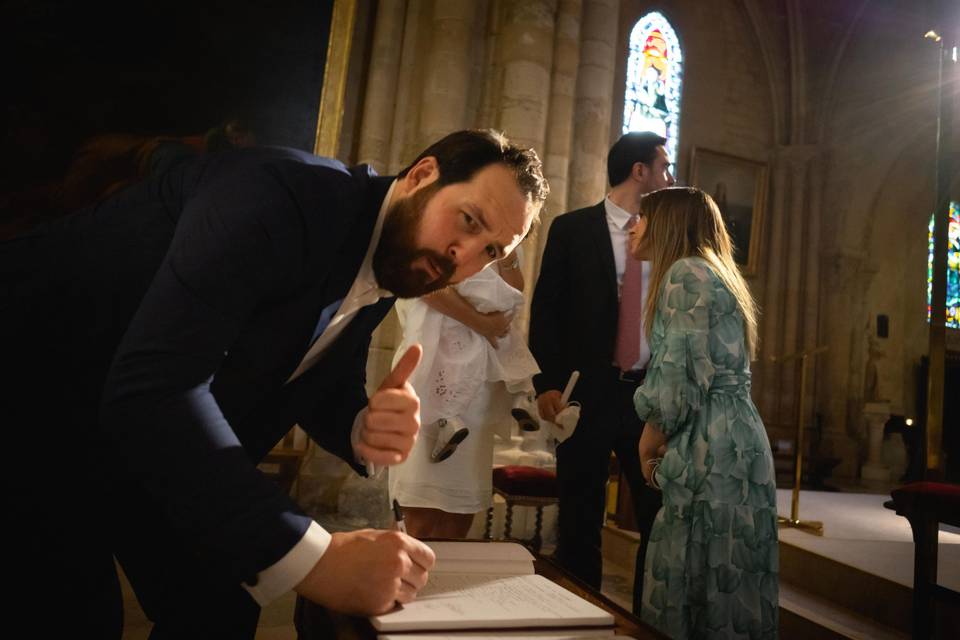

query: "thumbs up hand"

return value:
[356, 344, 423, 467]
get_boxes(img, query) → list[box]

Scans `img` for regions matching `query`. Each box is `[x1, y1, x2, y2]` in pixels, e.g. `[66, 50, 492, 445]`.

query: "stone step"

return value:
[779, 581, 909, 640]
[601, 521, 640, 571]
[779, 538, 913, 633]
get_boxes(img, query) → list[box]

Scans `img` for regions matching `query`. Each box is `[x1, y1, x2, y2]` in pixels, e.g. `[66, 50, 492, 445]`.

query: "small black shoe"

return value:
[431, 419, 470, 462]
[511, 407, 540, 432]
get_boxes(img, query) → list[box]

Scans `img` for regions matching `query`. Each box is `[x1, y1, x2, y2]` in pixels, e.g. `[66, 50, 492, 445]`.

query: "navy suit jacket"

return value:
[529, 202, 620, 408]
[4, 147, 395, 585]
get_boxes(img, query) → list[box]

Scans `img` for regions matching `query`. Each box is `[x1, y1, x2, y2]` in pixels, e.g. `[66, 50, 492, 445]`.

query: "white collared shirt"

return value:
[242, 180, 398, 606]
[604, 196, 651, 369]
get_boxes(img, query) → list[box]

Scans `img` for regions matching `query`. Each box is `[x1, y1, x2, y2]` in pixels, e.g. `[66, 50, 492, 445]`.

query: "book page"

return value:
[371, 573, 615, 632]
[424, 541, 533, 571]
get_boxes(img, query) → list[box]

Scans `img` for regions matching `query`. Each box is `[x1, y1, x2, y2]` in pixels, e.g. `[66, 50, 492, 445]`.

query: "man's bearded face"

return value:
[373, 183, 456, 298]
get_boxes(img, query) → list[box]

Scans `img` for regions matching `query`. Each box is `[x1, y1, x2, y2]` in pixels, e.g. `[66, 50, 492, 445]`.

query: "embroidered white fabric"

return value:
[392, 260, 540, 434]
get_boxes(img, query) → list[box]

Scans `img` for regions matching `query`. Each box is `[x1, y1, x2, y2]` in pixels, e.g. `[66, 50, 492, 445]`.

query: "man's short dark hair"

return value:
[607, 131, 667, 187]
[399, 129, 549, 208]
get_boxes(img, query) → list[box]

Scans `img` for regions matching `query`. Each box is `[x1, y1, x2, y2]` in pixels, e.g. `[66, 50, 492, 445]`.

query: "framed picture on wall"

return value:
[689, 148, 769, 276]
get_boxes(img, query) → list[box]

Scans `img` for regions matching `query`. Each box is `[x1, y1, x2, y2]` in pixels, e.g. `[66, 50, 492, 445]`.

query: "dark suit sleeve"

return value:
[530, 215, 571, 395]
[297, 334, 372, 476]
[100, 166, 317, 583]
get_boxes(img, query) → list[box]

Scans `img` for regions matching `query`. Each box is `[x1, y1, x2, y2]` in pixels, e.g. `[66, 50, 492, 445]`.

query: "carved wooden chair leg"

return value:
[484, 506, 494, 540]
[504, 502, 514, 539]
[532, 505, 544, 554]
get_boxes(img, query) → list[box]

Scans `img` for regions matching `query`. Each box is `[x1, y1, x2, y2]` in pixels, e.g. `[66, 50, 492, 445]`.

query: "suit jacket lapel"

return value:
[318, 173, 394, 308]
[586, 202, 618, 302]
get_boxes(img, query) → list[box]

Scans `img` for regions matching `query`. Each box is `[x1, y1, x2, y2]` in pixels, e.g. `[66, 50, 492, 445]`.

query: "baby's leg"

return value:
[401, 507, 447, 537]
[432, 511, 476, 538]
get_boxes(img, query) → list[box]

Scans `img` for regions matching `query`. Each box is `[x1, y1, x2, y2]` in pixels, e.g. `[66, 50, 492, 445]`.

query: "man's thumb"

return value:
[379, 344, 422, 390]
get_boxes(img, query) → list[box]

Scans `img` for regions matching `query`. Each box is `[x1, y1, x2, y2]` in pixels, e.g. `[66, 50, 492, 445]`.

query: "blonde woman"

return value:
[630, 187, 778, 639]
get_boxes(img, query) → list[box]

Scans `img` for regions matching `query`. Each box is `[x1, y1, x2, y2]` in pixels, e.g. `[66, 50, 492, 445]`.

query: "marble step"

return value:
[779, 537, 913, 633]
[779, 581, 909, 640]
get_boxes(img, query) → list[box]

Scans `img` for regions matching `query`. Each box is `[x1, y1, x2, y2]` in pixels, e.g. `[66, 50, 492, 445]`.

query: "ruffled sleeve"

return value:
[634, 259, 717, 437]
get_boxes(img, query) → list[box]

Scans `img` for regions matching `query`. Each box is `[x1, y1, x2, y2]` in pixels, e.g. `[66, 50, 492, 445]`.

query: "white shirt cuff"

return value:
[350, 407, 382, 477]
[241, 520, 331, 607]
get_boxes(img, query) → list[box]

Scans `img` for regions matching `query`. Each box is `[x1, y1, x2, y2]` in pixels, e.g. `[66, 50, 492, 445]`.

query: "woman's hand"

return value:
[641, 455, 654, 485]
[638, 422, 667, 488]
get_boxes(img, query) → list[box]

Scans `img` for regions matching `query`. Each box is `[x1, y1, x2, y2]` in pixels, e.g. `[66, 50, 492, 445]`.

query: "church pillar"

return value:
[566, 0, 620, 211]
[539, 0, 582, 250]
[386, 0, 430, 174]
[756, 151, 789, 421]
[756, 145, 829, 477]
[417, 0, 480, 147]
[356, 0, 407, 173]
[492, 0, 558, 331]
[819, 249, 874, 478]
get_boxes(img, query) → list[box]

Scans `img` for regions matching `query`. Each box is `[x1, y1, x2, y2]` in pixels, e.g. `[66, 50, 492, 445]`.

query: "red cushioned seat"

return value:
[890, 481, 960, 526]
[492, 465, 558, 498]
[486, 466, 559, 553]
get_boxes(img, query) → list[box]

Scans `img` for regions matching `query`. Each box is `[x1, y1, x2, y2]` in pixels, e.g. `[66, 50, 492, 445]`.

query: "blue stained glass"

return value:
[927, 201, 960, 329]
[623, 12, 683, 165]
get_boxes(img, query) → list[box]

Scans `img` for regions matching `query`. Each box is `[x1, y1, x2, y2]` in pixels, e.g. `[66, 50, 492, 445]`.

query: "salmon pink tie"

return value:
[615, 215, 642, 372]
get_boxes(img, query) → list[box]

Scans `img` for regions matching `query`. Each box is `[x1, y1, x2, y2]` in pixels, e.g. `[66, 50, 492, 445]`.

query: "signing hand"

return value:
[295, 529, 436, 615]
[356, 344, 422, 466]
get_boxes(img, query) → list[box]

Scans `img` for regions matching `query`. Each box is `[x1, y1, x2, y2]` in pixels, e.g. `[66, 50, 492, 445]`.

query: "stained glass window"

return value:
[623, 12, 683, 165]
[927, 200, 960, 328]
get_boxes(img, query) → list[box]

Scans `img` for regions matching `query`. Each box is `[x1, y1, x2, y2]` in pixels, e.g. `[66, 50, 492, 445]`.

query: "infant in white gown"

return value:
[388, 260, 540, 514]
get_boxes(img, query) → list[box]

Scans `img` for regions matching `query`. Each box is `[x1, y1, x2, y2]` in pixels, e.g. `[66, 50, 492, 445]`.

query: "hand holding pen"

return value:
[392, 499, 408, 534]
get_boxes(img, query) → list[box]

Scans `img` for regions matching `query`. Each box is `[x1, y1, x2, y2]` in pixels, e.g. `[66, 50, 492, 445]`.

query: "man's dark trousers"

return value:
[529, 201, 662, 616]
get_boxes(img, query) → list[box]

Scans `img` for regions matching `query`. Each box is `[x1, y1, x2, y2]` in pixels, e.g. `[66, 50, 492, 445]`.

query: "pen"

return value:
[392, 498, 408, 534]
[560, 370, 580, 407]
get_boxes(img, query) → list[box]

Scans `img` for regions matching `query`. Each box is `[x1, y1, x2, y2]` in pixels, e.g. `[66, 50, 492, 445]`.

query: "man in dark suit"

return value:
[530, 131, 674, 614]
[4, 129, 546, 638]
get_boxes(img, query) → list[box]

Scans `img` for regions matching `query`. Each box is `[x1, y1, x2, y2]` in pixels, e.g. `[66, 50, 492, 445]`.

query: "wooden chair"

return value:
[484, 465, 559, 553]
[259, 425, 311, 498]
[887, 481, 960, 639]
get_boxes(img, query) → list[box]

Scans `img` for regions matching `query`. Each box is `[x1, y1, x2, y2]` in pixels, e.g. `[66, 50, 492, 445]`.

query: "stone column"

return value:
[495, 1, 557, 150]
[818, 249, 871, 477]
[861, 401, 892, 486]
[356, 0, 407, 173]
[387, 0, 430, 173]
[538, 0, 582, 251]
[566, 0, 619, 210]
[756, 151, 789, 421]
[493, 0, 557, 332]
[417, 0, 478, 147]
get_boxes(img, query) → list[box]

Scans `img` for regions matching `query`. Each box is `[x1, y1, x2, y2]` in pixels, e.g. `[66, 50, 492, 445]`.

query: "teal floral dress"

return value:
[634, 257, 778, 639]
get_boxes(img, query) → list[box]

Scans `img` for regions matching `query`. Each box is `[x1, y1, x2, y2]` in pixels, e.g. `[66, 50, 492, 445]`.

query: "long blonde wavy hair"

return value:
[635, 187, 759, 359]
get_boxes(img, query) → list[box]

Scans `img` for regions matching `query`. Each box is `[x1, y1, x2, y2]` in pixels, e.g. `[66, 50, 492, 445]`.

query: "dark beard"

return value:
[373, 183, 456, 298]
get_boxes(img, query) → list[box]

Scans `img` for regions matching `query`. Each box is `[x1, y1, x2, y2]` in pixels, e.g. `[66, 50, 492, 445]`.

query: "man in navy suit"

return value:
[530, 131, 673, 615]
[4, 129, 546, 638]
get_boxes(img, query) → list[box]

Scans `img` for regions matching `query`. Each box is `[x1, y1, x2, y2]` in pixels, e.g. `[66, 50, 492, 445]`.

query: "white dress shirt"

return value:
[242, 180, 398, 606]
[604, 196, 651, 369]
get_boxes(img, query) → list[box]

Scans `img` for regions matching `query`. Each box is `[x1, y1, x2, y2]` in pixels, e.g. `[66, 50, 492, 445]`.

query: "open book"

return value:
[369, 541, 616, 634]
